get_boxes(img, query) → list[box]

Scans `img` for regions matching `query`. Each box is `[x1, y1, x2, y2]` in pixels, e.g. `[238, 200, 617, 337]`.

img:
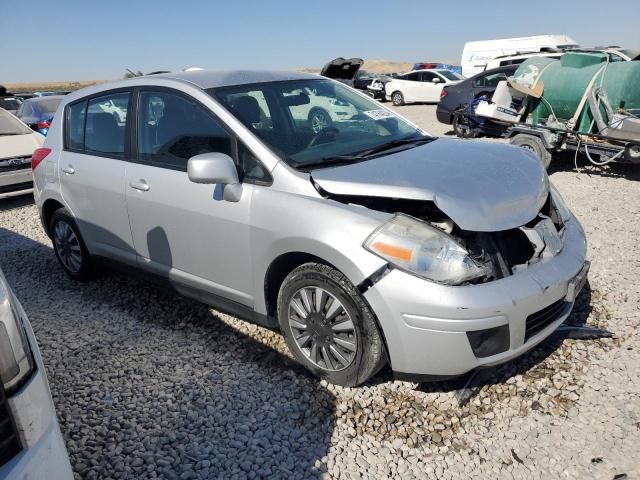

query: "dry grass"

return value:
[3, 80, 104, 94]
[5, 59, 414, 93]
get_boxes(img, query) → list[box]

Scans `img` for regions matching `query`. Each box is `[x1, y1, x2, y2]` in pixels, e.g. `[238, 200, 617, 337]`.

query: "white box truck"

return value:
[461, 34, 579, 77]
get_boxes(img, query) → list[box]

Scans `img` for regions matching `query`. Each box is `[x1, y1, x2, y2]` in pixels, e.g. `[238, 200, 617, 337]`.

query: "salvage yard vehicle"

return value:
[455, 51, 640, 168]
[15, 96, 64, 136]
[0, 267, 74, 479]
[0, 108, 44, 199]
[385, 69, 463, 106]
[436, 64, 518, 126]
[33, 70, 589, 386]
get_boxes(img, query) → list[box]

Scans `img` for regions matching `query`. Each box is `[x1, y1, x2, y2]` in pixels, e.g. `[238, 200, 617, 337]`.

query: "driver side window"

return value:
[137, 91, 232, 171]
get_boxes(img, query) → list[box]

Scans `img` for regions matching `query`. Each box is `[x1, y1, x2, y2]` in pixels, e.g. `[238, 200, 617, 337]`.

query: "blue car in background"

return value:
[15, 96, 64, 135]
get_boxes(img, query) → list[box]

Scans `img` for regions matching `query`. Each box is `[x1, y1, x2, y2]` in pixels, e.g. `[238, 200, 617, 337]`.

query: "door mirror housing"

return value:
[431, 77, 441, 84]
[187, 152, 242, 202]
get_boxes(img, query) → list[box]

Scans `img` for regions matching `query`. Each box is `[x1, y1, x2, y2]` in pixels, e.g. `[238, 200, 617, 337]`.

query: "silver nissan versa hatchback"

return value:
[32, 70, 589, 386]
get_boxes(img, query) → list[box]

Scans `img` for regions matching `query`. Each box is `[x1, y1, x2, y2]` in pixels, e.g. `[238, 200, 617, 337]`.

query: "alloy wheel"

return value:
[53, 221, 83, 273]
[287, 287, 358, 372]
[310, 112, 330, 133]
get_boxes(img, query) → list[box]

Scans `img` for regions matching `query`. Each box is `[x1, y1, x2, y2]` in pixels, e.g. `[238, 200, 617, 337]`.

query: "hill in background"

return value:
[4, 59, 417, 93]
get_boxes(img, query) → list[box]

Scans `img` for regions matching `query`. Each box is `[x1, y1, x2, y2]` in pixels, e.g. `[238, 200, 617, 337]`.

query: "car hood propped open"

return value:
[320, 57, 364, 82]
[311, 138, 549, 232]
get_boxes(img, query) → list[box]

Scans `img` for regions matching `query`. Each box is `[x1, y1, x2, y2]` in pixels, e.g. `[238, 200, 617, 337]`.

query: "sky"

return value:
[1, 0, 639, 84]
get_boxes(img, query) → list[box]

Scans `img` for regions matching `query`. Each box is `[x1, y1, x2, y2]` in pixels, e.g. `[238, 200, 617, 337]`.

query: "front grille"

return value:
[0, 163, 30, 174]
[0, 157, 31, 174]
[0, 181, 33, 194]
[525, 298, 568, 341]
[0, 385, 22, 467]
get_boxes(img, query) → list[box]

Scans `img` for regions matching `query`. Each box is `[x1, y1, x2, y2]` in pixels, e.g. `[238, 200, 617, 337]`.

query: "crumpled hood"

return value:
[311, 138, 549, 232]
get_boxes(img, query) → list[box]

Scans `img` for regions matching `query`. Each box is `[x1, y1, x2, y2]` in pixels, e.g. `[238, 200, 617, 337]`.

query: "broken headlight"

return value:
[0, 276, 35, 395]
[364, 215, 489, 285]
[550, 184, 572, 224]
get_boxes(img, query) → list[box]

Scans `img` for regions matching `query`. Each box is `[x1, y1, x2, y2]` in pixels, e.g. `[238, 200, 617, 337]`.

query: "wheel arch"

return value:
[41, 198, 66, 237]
[263, 252, 335, 319]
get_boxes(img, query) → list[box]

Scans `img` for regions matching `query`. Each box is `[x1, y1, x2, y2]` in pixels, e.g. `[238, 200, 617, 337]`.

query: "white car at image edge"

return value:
[385, 69, 464, 106]
[0, 267, 73, 479]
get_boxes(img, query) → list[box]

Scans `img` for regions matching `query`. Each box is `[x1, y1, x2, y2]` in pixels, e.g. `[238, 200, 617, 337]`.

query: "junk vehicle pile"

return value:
[451, 51, 640, 168]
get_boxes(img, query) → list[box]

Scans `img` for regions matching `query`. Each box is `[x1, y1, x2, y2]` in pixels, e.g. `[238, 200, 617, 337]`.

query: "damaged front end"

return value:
[317, 187, 569, 286]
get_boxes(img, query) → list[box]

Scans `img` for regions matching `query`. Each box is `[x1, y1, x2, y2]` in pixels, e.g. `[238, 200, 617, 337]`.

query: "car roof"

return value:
[147, 69, 321, 89]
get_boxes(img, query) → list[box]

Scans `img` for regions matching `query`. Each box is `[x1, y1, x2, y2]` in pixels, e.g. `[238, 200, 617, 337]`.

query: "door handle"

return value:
[61, 165, 75, 175]
[129, 180, 150, 192]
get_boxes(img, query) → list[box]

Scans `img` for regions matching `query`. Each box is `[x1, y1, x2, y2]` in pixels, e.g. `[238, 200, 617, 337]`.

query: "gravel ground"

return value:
[1, 104, 639, 479]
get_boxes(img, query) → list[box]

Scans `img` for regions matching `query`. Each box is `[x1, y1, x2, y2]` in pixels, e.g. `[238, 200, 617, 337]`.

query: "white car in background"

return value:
[228, 87, 360, 134]
[0, 267, 73, 479]
[385, 69, 464, 106]
[0, 108, 44, 199]
[288, 87, 359, 133]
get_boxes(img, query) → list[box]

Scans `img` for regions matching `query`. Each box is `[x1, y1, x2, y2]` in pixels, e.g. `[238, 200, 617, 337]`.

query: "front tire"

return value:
[50, 208, 93, 281]
[391, 91, 404, 106]
[277, 263, 386, 386]
[510, 134, 553, 169]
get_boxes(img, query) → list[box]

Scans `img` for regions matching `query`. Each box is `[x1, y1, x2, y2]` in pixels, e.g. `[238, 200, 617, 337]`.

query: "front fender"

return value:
[250, 189, 389, 315]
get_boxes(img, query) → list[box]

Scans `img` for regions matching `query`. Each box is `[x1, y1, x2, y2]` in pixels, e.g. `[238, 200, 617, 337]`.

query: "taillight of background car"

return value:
[31, 148, 51, 171]
[440, 88, 448, 99]
[36, 116, 53, 136]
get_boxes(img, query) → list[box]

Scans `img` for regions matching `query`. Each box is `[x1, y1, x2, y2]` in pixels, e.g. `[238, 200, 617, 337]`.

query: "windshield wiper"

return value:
[297, 135, 436, 171]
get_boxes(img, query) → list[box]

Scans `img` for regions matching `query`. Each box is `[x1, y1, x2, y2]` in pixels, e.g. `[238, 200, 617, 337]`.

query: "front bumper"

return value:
[364, 216, 588, 377]
[0, 370, 73, 480]
[0, 170, 33, 199]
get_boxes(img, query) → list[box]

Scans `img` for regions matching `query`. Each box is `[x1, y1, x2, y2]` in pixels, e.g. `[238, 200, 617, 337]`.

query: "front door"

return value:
[419, 72, 444, 102]
[59, 91, 136, 264]
[125, 89, 254, 306]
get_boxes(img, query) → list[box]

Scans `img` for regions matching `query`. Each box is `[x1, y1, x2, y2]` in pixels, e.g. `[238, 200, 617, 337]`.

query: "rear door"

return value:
[125, 88, 257, 306]
[59, 90, 136, 264]
[403, 72, 422, 102]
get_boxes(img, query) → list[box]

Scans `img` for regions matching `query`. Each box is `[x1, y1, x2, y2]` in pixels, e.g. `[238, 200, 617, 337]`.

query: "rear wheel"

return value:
[391, 91, 404, 106]
[510, 134, 553, 169]
[50, 208, 94, 281]
[277, 263, 386, 386]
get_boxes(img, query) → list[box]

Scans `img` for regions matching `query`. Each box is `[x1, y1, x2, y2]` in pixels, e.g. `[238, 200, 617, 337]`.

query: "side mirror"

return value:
[431, 77, 441, 84]
[187, 152, 242, 202]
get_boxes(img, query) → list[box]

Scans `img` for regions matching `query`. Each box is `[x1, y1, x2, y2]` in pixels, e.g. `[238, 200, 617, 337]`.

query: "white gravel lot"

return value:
[0, 104, 638, 479]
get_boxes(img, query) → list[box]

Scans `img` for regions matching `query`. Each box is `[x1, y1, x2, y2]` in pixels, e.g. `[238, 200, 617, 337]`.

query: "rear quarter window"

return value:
[66, 101, 87, 150]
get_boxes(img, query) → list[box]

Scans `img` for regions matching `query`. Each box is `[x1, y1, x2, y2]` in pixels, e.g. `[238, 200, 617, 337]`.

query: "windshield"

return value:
[437, 70, 464, 81]
[210, 79, 425, 168]
[37, 98, 62, 114]
[0, 109, 32, 135]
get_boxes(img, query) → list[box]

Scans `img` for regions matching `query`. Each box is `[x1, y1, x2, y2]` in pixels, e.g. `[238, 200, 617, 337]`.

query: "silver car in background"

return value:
[32, 70, 588, 386]
[0, 267, 73, 479]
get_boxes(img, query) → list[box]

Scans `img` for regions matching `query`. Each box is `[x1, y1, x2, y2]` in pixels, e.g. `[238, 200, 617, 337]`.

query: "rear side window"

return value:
[67, 101, 86, 150]
[407, 72, 420, 81]
[85, 93, 129, 155]
[137, 90, 232, 171]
